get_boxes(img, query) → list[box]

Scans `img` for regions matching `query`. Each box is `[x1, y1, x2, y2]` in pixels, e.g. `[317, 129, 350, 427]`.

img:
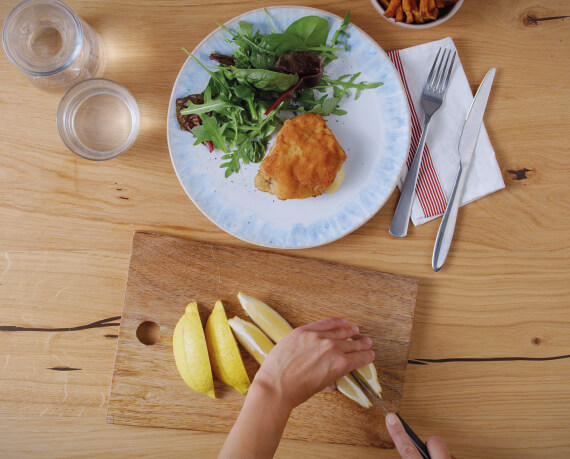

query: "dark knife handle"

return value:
[396, 414, 431, 459]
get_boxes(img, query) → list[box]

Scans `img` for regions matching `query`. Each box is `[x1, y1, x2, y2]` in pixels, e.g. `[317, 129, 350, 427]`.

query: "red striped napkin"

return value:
[387, 37, 504, 226]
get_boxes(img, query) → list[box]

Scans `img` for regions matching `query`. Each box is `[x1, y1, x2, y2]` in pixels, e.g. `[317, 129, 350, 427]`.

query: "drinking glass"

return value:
[2, 0, 103, 91]
[57, 78, 140, 160]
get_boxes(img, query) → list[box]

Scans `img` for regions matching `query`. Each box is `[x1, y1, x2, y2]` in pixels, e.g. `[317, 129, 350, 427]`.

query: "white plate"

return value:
[167, 6, 410, 248]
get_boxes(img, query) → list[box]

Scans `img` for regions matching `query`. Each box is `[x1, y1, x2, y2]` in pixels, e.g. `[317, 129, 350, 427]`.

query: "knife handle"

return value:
[390, 115, 432, 238]
[396, 414, 431, 459]
[432, 164, 466, 272]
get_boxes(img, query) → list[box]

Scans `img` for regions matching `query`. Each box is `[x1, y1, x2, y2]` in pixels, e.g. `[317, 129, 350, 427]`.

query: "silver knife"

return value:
[350, 371, 431, 458]
[432, 68, 496, 272]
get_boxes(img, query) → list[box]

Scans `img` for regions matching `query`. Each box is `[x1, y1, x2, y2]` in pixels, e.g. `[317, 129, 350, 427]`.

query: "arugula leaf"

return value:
[285, 16, 329, 47]
[263, 9, 277, 33]
[219, 22, 278, 70]
[320, 73, 384, 99]
[183, 48, 230, 92]
[180, 86, 234, 116]
[310, 96, 341, 116]
[236, 21, 253, 37]
[331, 11, 350, 47]
[219, 106, 281, 176]
[191, 114, 228, 153]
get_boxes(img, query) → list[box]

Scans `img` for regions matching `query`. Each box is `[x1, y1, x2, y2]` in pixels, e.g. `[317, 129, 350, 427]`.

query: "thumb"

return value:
[385, 413, 423, 459]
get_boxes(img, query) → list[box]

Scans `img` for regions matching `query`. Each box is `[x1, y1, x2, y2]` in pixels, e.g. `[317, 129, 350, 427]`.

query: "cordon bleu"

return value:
[254, 113, 347, 200]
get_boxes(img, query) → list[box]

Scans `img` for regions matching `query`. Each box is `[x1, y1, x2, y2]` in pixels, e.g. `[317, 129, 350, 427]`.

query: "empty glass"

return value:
[2, 0, 103, 91]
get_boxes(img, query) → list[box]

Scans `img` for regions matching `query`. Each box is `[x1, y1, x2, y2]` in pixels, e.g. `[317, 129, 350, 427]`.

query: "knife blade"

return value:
[350, 371, 431, 458]
[432, 68, 496, 272]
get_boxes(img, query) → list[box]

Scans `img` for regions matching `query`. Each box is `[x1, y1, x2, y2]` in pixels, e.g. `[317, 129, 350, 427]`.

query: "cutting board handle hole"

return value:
[136, 321, 161, 345]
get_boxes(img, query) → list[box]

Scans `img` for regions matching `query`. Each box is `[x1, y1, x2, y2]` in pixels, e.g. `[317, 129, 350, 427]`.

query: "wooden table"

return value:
[1, 0, 568, 457]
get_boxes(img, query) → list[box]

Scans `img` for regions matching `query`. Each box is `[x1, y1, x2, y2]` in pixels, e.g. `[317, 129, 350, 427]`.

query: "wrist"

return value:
[250, 372, 294, 416]
[219, 374, 292, 459]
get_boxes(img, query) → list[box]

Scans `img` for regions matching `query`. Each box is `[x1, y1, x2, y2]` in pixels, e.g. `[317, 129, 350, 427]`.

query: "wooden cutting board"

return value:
[107, 232, 418, 448]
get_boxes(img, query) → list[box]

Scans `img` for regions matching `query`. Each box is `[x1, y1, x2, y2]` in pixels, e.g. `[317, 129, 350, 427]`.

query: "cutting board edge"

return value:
[105, 411, 395, 449]
[106, 231, 139, 423]
[131, 230, 420, 288]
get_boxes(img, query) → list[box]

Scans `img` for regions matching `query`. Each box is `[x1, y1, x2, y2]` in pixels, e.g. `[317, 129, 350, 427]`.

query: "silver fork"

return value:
[390, 48, 456, 238]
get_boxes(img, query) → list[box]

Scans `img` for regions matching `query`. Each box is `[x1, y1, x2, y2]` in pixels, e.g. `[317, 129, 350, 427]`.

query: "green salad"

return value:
[175, 11, 383, 177]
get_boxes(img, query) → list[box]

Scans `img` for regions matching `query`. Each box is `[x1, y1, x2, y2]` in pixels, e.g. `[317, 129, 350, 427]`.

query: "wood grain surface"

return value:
[0, 0, 569, 457]
[107, 232, 418, 447]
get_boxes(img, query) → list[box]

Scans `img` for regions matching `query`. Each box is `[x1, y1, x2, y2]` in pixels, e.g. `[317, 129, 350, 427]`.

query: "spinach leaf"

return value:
[226, 68, 299, 92]
[259, 33, 307, 54]
[285, 16, 330, 47]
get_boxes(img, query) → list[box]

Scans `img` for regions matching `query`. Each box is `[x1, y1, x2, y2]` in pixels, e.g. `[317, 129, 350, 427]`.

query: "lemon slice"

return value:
[172, 302, 215, 399]
[336, 373, 372, 409]
[205, 300, 251, 395]
[237, 292, 293, 343]
[355, 363, 382, 398]
[228, 316, 275, 365]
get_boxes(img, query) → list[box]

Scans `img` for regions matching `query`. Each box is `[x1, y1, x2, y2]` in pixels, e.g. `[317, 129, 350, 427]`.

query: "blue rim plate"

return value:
[167, 6, 410, 249]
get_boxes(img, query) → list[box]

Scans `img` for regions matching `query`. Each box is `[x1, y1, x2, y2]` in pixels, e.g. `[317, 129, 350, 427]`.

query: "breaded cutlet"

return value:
[254, 113, 346, 200]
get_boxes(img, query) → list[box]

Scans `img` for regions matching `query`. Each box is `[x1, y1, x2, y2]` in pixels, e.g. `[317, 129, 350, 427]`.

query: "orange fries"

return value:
[381, 0, 459, 24]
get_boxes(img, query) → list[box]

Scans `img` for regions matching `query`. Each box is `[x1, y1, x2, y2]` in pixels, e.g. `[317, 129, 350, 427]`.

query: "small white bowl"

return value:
[369, 0, 464, 29]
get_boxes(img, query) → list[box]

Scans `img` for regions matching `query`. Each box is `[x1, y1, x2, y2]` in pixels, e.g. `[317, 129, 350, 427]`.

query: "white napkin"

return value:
[387, 37, 505, 226]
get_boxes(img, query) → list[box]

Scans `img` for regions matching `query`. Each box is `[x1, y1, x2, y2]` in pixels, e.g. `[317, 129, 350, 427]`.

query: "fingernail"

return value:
[386, 413, 398, 426]
[340, 318, 348, 323]
[351, 325, 359, 333]
[363, 336, 372, 345]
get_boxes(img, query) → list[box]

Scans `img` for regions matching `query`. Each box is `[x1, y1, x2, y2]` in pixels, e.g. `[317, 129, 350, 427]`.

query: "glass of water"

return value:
[57, 78, 140, 160]
[2, 0, 103, 91]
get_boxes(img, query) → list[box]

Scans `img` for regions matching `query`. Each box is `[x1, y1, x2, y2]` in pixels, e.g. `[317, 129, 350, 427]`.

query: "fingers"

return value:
[319, 324, 360, 340]
[300, 317, 347, 332]
[337, 336, 372, 353]
[344, 349, 375, 372]
[426, 435, 452, 459]
[331, 348, 375, 378]
[385, 413, 423, 459]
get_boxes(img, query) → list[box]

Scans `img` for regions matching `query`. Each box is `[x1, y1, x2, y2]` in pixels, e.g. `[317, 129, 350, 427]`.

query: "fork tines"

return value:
[427, 48, 456, 94]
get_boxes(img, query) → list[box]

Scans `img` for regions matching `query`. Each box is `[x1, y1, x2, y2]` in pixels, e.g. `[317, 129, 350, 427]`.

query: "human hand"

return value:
[252, 317, 375, 411]
[386, 413, 452, 459]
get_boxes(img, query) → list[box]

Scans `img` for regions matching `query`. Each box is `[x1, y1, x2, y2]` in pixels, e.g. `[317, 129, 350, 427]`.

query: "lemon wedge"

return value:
[237, 292, 293, 343]
[347, 337, 382, 398]
[205, 300, 251, 395]
[172, 302, 215, 399]
[236, 292, 372, 409]
[336, 373, 373, 409]
[228, 316, 275, 365]
[355, 363, 382, 398]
